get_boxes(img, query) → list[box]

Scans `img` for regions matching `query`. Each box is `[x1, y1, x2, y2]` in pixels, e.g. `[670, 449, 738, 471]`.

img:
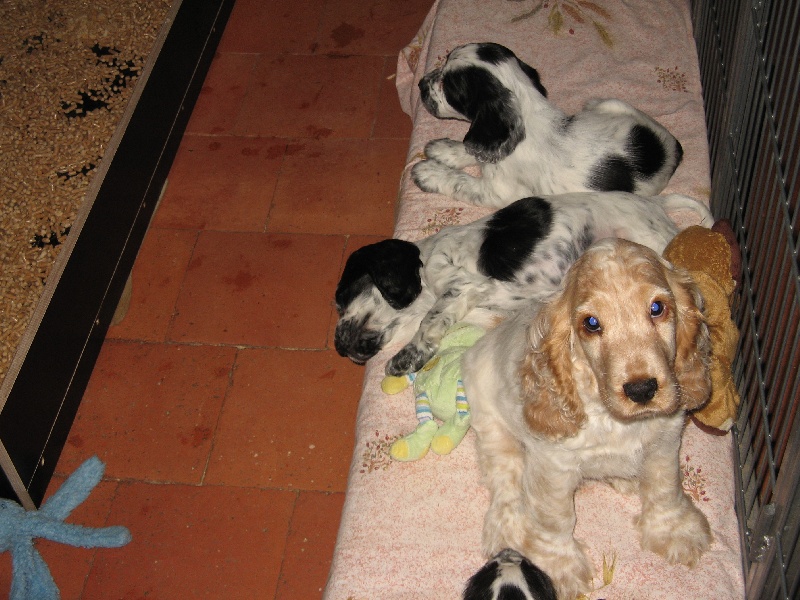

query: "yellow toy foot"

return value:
[431, 415, 470, 455]
[381, 375, 412, 395]
[389, 420, 437, 461]
[390, 439, 429, 461]
[430, 435, 455, 455]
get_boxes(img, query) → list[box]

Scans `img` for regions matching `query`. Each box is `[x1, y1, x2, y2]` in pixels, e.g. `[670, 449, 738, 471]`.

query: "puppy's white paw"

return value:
[522, 541, 593, 600]
[424, 138, 475, 168]
[638, 499, 712, 567]
[583, 97, 634, 115]
[411, 159, 452, 194]
[607, 477, 639, 496]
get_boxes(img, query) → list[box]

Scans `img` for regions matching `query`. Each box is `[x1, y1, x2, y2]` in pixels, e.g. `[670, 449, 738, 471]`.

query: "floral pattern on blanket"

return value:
[359, 431, 399, 474]
[683, 454, 711, 502]
[509, 0, 614, 47]
[421, 207, 465, 236]
[655, 65, 690, 92]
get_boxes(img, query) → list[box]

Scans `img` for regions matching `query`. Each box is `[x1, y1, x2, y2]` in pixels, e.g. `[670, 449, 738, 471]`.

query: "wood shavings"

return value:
[0, 0, 171, 383]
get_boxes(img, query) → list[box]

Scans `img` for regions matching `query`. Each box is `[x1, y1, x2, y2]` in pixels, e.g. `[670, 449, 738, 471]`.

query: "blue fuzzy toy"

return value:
[0, 456, 131, 600]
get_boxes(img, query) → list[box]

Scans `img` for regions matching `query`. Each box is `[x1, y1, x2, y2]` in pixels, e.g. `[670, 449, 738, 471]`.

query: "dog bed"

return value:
[324, 1, 745, 598]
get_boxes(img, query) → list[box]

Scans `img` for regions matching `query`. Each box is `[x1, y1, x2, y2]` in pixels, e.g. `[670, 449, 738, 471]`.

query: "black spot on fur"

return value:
[675, 138, 684, 167]
[519, 559, 558, 599]
[590, 125, 683, 191]
[588, 155, 635, 193]
[474, 42, 547, 98]
[476, 42, 516, 64]
[335, 239, 422, 311]
[626, 124, 666, 177]
[578, 222, 594, 251]
[497, 586, 528, 600]
[478, 197, 553, 281]
[515, 58, 547, 97]
[476, 43, 547, 98]
[463, 550, 557, 600]
[463, 559, 499, 600]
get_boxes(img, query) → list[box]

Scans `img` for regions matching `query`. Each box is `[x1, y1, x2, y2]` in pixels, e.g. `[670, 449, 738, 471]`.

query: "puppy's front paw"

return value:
[608, 477, 639, 496]
[386, 343, 433, 376]
[424, 138, 474, 168]
[411, 159, 450, 194]
[525, 541, 593, 600]
[638, 498, 712, 567]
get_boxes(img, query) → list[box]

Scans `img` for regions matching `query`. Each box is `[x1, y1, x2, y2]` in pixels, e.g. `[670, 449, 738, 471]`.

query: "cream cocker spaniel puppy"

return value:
[462, 238, 713, 600]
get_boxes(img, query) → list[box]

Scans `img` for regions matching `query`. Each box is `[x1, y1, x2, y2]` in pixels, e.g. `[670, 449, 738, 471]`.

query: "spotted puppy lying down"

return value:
[412, 42, 684, 208]
[334, 191, 711, 376]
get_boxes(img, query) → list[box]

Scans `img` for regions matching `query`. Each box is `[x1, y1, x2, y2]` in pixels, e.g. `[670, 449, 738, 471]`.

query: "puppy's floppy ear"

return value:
[464, 103, 525, 163]
[336, 239, 422, 311]
[515, 57, 547, 98]
[520, 293, 587, 440]
[666, 266, 712, 411]
[442, 67, 525, 163]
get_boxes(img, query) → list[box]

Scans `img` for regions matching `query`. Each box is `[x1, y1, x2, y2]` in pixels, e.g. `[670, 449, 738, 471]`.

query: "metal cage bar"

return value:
[691, 0, 800, 598]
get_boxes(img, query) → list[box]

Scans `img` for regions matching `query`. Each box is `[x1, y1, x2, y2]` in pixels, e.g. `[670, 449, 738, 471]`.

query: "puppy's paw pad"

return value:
[411, 159, 449, 192]
[544, 556, 592, 600]
[424, 138, 465, 164]
[639, 504, 712, 566]
[386, 345, 432, 376]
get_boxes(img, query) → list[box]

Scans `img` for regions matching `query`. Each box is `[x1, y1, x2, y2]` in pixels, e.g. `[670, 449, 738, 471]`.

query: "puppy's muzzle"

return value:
[418, 71, 440, 115]
[334, 319, 385, 365]
[623, 377, 658, 404]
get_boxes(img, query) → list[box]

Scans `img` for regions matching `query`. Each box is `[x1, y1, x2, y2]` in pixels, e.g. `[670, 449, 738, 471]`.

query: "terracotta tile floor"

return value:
[21, 1, 434, 597]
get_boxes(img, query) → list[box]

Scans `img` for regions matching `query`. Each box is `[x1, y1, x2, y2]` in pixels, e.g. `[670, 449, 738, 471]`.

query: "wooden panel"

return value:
[0, 0, 235, 508]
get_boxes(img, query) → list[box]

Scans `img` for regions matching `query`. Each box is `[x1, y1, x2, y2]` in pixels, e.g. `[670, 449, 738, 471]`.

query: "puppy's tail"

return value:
[659, 194, 715, 227]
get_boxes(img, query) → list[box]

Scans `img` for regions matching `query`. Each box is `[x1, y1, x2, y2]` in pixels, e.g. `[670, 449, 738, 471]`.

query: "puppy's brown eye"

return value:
[583, 315, 601, 333]
[650, 300, 665, 318]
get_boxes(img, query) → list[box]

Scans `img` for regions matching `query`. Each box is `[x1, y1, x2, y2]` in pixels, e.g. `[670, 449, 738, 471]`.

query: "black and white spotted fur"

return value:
[463, 549, 557, 600]
[412, 42, 684, 208]
[334, 192, 711, 376]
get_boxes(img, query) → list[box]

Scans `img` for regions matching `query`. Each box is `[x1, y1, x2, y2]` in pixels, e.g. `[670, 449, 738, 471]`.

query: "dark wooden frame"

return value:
[0, 0, 235, 508]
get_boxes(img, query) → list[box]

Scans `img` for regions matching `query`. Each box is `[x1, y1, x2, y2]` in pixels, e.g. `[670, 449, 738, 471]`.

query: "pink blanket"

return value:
[324, 1, 744, 598]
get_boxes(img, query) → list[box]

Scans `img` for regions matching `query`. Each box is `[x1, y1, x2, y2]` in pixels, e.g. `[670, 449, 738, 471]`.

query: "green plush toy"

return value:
[382, 323, 485, 461]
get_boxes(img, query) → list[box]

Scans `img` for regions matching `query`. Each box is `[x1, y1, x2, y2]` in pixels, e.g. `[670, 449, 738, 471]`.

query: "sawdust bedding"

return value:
[0, 0, 171, 383]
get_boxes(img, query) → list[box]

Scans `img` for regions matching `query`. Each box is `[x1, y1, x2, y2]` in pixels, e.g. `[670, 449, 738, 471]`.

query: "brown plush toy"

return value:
[663, 220, 741, 433]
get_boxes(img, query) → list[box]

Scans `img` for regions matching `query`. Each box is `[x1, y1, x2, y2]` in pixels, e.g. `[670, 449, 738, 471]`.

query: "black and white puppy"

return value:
[463, 549, 557, 600]
[334, 192, 711, 376]
[412, 42, 684, 208]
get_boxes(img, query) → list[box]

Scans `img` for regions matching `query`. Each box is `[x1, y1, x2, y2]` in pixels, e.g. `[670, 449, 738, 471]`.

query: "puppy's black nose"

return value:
[623, 378, 658, 403]
[418, 78, 430, 104]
